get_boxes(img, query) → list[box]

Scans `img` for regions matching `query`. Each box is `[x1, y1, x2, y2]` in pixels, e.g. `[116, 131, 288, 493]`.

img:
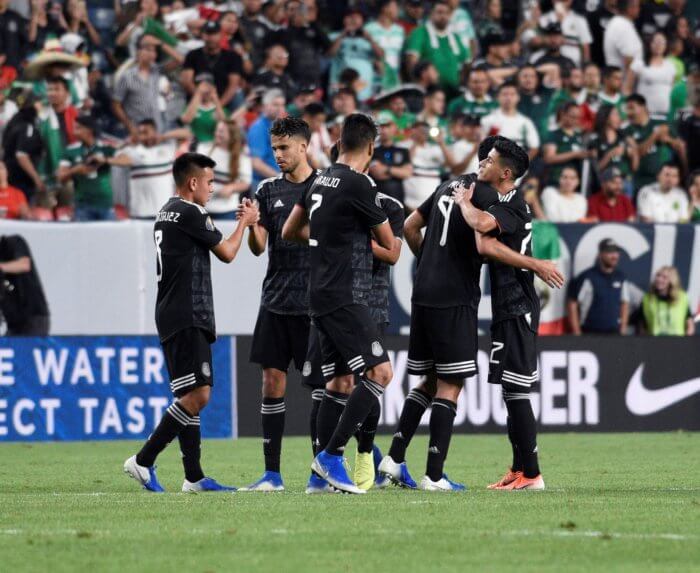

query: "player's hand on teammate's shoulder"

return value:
[237, 198, 260, 226]
[534, 260, 565, 289]
[452, 182, 475, 207]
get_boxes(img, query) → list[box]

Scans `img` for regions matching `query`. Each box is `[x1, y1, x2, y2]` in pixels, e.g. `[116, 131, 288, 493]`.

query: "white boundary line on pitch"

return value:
[501, 529, 696, 541]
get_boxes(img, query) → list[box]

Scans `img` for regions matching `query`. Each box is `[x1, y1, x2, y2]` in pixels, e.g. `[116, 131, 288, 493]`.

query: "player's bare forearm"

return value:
[404, 210, 425, 256]
[458, 200, 496, 234]
[281, 204, 309, 244]
[0, 257, 31, 274]
[373, 220, 394, 250]
[212, 221, 248, 263]
[371, 237, 402, 265]
[247, 224, 267, 256]
[475, 232, 564, 288]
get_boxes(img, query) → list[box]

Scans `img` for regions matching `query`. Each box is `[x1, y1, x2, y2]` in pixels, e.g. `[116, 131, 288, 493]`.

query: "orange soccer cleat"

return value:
[496, 474, 545, 491]
[487, 468, 522, 489]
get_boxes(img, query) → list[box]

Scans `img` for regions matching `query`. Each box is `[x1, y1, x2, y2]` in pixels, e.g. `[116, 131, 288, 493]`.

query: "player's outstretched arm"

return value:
[247, 208, 268, 256]
[453, 183, 498, 234]
[212, 200, 259, 263]
[281, 204, 309, 244]
[475, 232, 565, 289]
[404, 210, 426, 256]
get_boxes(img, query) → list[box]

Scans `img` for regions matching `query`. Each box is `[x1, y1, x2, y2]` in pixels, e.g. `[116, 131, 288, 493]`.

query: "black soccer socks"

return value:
[506, 415, 523, 472]
[309, 389, 324, 455]
[325, 378, 384, 457]
[425, 398, 457, 482]
[504, 393, 540, 478]
[261, 397, 285, 473]
[137, 401, 193, 468]
[316, 390, 348, 453]
[388, 387, 432, 463]
[178, 416, 204, 482]
[356, 398, 381, 454]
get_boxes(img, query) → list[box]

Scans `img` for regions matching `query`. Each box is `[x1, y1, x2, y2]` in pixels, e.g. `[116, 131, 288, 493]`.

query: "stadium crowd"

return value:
[0, 0, 698, 337]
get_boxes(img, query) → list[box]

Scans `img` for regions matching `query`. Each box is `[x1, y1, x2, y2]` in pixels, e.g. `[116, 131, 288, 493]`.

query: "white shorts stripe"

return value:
[503, 370, 539, 381]
[501, 377, 532, 388]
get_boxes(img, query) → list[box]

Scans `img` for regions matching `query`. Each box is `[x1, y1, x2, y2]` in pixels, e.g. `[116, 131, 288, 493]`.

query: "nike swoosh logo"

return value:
[625, 364, 700, 416]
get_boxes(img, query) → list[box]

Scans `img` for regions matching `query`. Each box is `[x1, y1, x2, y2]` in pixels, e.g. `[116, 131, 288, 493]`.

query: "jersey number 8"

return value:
[155, 230, 163, 282]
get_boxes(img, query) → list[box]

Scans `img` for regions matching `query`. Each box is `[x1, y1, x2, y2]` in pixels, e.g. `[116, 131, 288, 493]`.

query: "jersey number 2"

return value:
[155, 230, 163, 282]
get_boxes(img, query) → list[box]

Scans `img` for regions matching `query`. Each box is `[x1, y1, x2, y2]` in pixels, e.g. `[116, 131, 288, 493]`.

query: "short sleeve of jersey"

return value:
[387, 201, 405, 238]
[181, 207, 223, 248]
[350, 175, 388, 228]
[487, 203, 521, 236]
[417, 190, 436, 219]
[255, 182, 270, 229]
[6, 235, 30, 259]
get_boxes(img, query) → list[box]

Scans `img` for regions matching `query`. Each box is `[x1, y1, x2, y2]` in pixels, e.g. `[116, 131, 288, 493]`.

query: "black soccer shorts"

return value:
[250, 307, 311, 372]
[162, 327, 214, 398]
[487, 316, 539, 393]
[313, 304, 389, 382]
[407, 304, 478, 380]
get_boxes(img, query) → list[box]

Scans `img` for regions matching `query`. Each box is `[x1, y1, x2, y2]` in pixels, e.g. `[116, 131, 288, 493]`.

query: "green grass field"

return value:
[1, 433, 698, 572]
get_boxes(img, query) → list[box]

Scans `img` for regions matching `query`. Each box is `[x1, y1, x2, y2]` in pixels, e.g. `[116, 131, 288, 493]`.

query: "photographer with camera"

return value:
[57, 115, 117, 222]
[0, 234, 50, 336]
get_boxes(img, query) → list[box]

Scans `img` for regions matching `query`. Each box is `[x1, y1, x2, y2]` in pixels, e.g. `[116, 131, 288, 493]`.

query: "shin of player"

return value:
[243, 117, 317, 492]
[124, 152, 259, 493]
[453, 139, 565, 490]
[283, 114, 396, 494]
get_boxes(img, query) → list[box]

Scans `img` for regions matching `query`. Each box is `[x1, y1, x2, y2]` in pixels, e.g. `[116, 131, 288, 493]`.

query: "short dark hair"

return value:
[270, 116, 311, 143]
[603, 65, 622, 79]
[138, 118, 158, 129]
[75, 114, 97, 134]
[339, 113, 377, 153]
[172, 152, 216, 188]
[660, 162, 679, 172]
[330, 142, 340, 163]
[302, 102, 326, 117]
[339, 67, 360, 85]
[478, 135, 509, 162]
[497, 80, 518, 93]
[493, 139, 530, 180]
[687, 168, 700, 187]
[425, 85, 445, 98]
[47, 76, 70, 90]
[626, 93, 647, 107]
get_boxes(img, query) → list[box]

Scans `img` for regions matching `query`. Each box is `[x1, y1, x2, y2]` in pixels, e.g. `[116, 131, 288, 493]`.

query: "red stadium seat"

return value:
[114, 205, 129, 220]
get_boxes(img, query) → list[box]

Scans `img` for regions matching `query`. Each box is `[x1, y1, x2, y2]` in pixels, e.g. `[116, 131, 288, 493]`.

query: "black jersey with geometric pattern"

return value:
[412, 174, 499, 309]
[154, 197, 223, 343]
[368, 193, 405, 325]
[486, 189, 540, 331]
[256, 170, 316, 315]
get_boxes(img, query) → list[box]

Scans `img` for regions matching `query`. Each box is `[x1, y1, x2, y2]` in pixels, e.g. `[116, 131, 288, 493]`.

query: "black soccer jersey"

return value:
[256, 171, 316, 315]
[154, 197, 223, 343]
[485, 189, 540, 331]
[368, 193, 405, 326]
[300, 163, 388, 317]
[412, 174, 499, 309]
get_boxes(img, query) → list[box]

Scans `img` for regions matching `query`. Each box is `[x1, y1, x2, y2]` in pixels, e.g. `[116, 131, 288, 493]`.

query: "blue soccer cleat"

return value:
[311, 451, 364, 494]
[418, 474, 467, 492]
[123, 455, 165, 493]
[240, 471, 285, 492]
[377, 455, 418, 489]
[182, 477, 237, 493]
[305, 472, 335, 494]
[372, 445, 391, 489]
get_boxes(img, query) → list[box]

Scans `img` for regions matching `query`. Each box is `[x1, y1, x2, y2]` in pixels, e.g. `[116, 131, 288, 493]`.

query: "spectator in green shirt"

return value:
[517, 65, 555, 141]
[598, 66, 626, 119]
[404, 1, 469, 96]
[590, 104, 639, 196]
[688, 170, 700, 222]
[180, 74, 227, 144]
[57, 115, 116, 222]
[446, 68, 498, 119]
[624, 93, 686, 191]
[543, 101, 592, 185]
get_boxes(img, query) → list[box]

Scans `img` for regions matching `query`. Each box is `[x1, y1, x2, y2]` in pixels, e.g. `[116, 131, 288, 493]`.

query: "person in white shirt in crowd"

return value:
[301, 102, 331, 169]
[446, 113, 481, 175]
[628, 32, 677, 120]
[540, 165, 588, 222]
[363, 0, 404, 90]
[536, 0, 592, 67]
[446, 0, 477, 58]
[603, 0, 642, 86]
[403, 121, 445, 211]
[480, 81, 540, 160]
[637, 163, 689, 223]
[197, 119, 252, 219]
[416, 85, 446, 129]
[109, 120, 190, 219]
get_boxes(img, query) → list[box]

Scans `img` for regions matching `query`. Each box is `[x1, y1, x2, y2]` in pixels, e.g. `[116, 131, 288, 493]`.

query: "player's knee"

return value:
[180, 385, 211, 414]
[435, 379, 463, 402]
[262, 369, 287, 398]
[327, 375, 353, 394]
[367, 361, 393, 387]
[419, 373, 438, 397]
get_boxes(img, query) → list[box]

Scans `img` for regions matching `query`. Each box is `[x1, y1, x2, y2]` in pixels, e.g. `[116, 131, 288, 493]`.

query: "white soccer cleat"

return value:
[377, 455, 418, 489]
[418, 474, 467, 492]
[123, 455, 165, 492]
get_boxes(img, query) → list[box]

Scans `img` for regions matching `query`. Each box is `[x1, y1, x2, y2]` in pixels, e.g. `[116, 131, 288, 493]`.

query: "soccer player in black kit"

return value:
[453, 138, 564, 490]
[378, 136, 561, 491]
[124, 152, 259, 493]
[242, 117, 317, 492]
[283, 114, 396, 494]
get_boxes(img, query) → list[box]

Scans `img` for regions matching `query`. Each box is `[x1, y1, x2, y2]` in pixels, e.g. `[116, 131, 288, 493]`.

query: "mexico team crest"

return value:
[371, 341, 383, 357]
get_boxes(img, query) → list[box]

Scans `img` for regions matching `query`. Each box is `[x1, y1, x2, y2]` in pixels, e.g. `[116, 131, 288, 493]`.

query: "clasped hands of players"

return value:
[452, 183, 565, 291]
[236, 198, 260, 226]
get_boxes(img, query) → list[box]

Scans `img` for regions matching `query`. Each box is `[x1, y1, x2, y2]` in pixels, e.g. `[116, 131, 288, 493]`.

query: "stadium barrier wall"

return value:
[0, 336, 237, 441]
[237, 336, 700, 435]
[1, 221, 699, 336]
